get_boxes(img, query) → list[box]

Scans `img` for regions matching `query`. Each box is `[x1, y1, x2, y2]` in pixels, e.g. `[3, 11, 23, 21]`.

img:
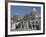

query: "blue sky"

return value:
[11, 5, 41, 16]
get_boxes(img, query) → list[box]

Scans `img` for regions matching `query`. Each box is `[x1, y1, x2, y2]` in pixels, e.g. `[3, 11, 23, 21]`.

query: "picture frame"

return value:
[5, 1, 45, 37]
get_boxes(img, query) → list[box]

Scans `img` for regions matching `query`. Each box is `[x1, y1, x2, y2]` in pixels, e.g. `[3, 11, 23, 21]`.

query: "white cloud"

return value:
[33, 8, 37, 12]
[16, 13, 18, 15]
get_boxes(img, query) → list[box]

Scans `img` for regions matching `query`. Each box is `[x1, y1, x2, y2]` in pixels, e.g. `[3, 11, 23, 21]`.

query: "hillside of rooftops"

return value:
[11, 8, 41, 31]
